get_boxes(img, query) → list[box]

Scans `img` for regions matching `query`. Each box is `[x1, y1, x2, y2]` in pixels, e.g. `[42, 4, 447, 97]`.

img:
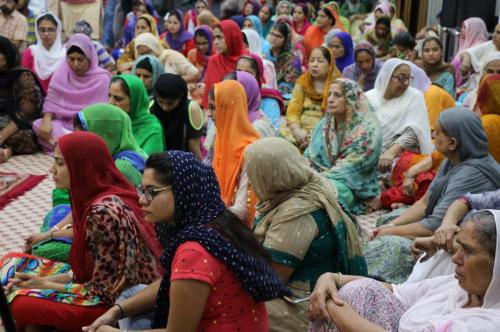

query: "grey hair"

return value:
[463, 210, 497, 259]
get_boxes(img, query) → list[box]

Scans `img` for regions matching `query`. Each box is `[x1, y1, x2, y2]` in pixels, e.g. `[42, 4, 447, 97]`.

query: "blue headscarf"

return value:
[245, 15, 271, 55]
[326, 31, 354, 73]
[152, 151, 289, 328]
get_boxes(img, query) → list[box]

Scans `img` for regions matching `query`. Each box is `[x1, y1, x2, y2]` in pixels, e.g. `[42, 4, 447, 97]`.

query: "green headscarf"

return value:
[114, 74, 165, 155]
[78, 103, 147, 157]
[131, 55, 165, 98]
[78, 103, 147, 185]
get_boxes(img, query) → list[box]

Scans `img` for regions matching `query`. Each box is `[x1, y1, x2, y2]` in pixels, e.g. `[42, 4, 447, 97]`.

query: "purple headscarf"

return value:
[326, 31, 354, 73]
[42, 33, 112, 118]
[235, 71, 262, 122]
[342, 42, 383, 92]
[165, 9, 193, 52]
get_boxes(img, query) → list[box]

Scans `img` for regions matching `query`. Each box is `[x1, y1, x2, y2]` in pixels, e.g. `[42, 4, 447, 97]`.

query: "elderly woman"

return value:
[246, 137, 367, 332]
[308, 209, 500, 332]
[0, 36, 43, 163]
[305, 78, 382, 215]
[324, 31, 354, 73]
[342, 42, 383, 92]
[367, 108, 500, 283]
[365, 59, 433, 176]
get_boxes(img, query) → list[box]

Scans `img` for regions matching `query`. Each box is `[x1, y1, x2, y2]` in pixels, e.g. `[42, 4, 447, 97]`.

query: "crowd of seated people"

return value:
[1, 0, 500, 331]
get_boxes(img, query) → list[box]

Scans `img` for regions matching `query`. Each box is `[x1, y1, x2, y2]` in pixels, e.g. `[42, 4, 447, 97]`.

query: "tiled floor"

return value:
[0, 153, 54, 257]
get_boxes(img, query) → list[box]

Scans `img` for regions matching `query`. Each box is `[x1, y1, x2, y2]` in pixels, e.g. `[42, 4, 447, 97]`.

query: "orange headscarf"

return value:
[213, 80, 260, 225]
[303, 5, 345, 59]
[295, 47, 340, 111]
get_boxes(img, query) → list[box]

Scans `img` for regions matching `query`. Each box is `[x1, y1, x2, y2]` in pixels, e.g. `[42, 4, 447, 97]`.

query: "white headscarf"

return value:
[396, 210, 500, 332]
[365, 58, 433, 154]
[242, 29, 262, 56]
[30, 13, 66, 80]
[408, 62, 432, 93]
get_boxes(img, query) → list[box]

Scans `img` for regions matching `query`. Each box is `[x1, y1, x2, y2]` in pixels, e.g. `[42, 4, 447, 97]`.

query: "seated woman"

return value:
[183, 0, 209, 34]
[408, 190, 500, 283]
[259, 4, 275, 39]
[2, 132, 162, 331]
[84, 151, 288, 331]
[264, 21, 302, 98]
[291, 3, 311, 36]
[244, 15, 271, 53]
[324, 31, 354, 73]
[308, 209, 500, 332]
[212, 80, 260, 225]
[303, 5, 344, 60]
[246, 137, 367, 332]
[132, 55, 165, 100]
[450, 17, 489, 87]
[162, 9, 195, 57]
[459, 52, 500, 109]
[117, 14, 167, 74]
[342, 42, 383, 92]
[365, 59, 433, 178]
[0, 37, 43, 163]
[187, 25, 212, 104]
[236, 54, 284, 132]
[33, 33, 112, 153]
[282, 47, 340, 150]
[134, 32, 200, 84]
[241, 29, 278, 90]
[305, 78, 382, 215]
[75, 104, 148, 185]
[367, 108, 500, 283]
[476, 73, 500, 162]
[21, 13, 65, 93]
[202, 19, 247, 108]
[458, 22, 500, 94]
[108, 74, 164, 155]
[415, 37, 456, 98]
[23, 104, 149, 263]
[151, 73, 204, 159]
[364, 16, 392, 58]
[225, 71, 276, 137]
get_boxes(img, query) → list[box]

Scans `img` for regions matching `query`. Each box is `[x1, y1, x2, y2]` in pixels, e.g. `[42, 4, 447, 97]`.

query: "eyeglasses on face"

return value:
[136, 185, 171, 202]
[391, 74, 414, 84]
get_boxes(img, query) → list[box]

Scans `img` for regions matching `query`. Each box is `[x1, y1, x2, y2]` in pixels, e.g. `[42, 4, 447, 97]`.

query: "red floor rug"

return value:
[0, 172, 47, 210]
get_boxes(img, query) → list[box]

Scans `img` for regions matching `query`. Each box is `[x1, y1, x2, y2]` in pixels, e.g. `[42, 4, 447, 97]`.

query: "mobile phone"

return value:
[283, 294, 310, 304]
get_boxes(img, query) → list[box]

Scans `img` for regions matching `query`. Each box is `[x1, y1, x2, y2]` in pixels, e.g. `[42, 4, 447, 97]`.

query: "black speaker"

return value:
[441, 0, 497, 30]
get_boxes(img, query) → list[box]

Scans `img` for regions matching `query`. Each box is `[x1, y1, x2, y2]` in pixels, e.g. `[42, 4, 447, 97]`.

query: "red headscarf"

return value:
[202, 20, 247, 107]
[59, 132, 162, 283]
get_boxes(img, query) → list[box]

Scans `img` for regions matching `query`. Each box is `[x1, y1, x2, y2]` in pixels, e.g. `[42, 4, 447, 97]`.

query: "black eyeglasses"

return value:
[391, 74, 414, 84]
[136, 185, 171, 203]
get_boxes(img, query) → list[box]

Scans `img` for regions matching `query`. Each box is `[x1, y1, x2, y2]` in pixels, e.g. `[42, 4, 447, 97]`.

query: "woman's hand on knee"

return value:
[308, 273, 343, 322]
[82, 305, 121, 332]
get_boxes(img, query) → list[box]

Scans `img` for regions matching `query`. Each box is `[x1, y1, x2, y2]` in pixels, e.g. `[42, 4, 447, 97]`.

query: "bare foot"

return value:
[390, 203, 406, 209]
[365, 196, 382, 212]
[0, 148, 12, 164]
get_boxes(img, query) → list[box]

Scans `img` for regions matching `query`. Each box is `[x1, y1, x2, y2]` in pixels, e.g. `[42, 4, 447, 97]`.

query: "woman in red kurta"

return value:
[84, 151, 288, 331]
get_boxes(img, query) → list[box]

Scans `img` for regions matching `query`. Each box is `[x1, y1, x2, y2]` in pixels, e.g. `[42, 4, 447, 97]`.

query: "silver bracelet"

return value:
[337, 272, 344, 289]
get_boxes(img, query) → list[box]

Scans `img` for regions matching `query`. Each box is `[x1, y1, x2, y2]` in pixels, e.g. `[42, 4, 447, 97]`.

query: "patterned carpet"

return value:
[0, 153, 387, 258]
[0, 153, 54, 257]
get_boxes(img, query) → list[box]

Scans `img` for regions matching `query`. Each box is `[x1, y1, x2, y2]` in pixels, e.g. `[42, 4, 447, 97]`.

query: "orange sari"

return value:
[213, 80, 260, 226]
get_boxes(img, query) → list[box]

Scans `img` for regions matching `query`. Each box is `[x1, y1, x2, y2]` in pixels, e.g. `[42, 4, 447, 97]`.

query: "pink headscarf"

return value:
[452, 17, 489, 85]
[457, 17, 489, 53]
[42, 33, 112, 118]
